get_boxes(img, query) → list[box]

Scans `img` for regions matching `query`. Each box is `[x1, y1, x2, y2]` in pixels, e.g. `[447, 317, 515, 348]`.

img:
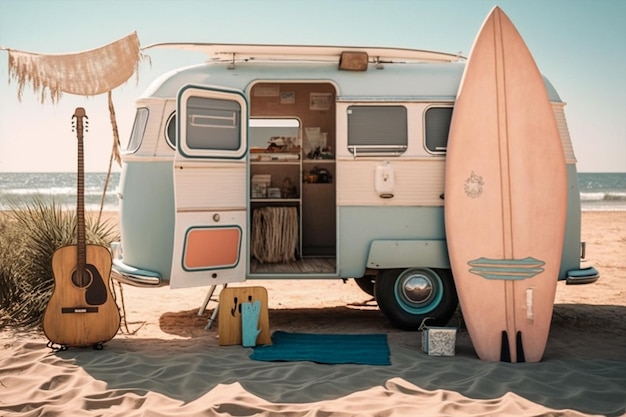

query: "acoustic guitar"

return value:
[42, 107, 121, 349]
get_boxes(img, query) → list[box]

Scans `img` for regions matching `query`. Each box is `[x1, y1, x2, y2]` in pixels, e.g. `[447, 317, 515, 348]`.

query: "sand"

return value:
[1, 211, 625, 416]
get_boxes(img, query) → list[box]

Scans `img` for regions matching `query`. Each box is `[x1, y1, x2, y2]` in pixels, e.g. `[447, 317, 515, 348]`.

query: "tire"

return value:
[375, 268, 458, 330]
[354, 274, 376, 297]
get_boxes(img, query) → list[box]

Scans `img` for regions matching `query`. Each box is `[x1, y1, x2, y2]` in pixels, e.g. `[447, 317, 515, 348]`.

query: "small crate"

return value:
[267, 187, 281, 199]
[252, 175, 271, 198]
[420, 321, 457, 357]
[251, 183, 267, 199]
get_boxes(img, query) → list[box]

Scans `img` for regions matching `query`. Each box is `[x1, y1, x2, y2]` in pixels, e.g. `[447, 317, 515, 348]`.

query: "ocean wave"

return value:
[2, 188, 117, 197]
[0, 191, 119, 212]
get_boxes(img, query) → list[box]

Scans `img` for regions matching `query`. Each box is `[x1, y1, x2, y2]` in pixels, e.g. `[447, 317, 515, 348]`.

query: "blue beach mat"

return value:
[249, 331, 391, 365]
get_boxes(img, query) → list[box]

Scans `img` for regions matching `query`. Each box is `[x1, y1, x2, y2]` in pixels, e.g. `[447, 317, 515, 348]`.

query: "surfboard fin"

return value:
[500, 331, 511, 362]
[516, 331, 526, 363]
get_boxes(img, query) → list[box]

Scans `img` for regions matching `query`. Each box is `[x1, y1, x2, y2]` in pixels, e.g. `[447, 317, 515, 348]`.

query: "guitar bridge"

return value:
[61, 307, 99, 314]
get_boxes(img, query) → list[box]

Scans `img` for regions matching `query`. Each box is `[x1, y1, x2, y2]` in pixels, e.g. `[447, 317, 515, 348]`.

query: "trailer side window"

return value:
[165, 112, 176, 149]
[185, 97, 241, 151]
[347, 106, 407, 156]
[125, 107, 149, 153]
[424, 107, 453, 154]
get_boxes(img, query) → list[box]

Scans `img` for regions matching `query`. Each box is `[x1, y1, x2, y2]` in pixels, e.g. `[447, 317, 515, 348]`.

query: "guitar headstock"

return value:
[72, 107, 89, 140]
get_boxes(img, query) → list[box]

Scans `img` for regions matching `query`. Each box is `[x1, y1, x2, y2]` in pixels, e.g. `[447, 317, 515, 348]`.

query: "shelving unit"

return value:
[250, 152, 303, 261]
[250, 154, 301, 201]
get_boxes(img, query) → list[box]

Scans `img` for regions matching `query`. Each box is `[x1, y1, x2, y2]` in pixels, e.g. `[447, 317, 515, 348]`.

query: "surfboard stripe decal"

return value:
[468, 256, 545, 268]
[468, 257, 545, 280]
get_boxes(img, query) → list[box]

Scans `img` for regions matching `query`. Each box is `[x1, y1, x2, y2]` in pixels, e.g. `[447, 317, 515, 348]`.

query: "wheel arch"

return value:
[366, 240, 450, 270]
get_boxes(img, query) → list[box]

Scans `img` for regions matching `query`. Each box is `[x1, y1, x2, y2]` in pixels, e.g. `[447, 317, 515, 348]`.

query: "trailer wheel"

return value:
[354, 274, 376, 297]
[375, 268, 458, 330]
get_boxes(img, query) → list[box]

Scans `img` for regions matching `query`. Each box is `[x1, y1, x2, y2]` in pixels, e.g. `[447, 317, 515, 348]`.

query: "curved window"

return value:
[424, 107, 453, 153]
[125, 107, 149, 153]
[165, 112, 176, 149]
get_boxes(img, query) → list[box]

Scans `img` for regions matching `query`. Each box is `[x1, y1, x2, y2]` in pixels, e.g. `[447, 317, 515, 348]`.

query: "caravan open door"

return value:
[170, 85, 248, 289]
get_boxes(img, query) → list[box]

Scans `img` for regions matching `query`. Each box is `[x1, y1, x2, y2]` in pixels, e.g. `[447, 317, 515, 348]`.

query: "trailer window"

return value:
[185, 97, 241, 151]
[125, 107, 149, 153]
[424, 107, 453, 154]
[347, 106, 407, 156]
[165, 112, 176, 149]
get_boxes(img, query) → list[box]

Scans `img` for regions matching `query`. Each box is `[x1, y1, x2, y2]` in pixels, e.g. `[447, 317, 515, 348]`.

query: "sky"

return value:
[0, 0, 624, 173]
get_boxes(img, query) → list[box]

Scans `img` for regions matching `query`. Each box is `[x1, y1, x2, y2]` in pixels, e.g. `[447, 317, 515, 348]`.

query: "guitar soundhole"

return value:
[72, 268, 93, 289]
[71, 265, 109, 306]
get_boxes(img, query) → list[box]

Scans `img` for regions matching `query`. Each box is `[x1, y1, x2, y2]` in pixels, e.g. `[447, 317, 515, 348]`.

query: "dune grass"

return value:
[0, 199, 119, 329]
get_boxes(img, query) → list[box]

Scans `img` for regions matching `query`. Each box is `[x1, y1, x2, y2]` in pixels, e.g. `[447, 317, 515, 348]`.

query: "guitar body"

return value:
[43, 244, 120, 347]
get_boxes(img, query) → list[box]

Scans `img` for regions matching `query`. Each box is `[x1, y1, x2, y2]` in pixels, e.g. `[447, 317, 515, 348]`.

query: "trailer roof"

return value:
[139, 44, 562, 103]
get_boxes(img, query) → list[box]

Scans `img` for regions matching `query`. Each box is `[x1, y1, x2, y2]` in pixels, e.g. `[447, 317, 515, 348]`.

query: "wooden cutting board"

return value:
[444, 7, 567, 362]
[218, 286, 271, 346]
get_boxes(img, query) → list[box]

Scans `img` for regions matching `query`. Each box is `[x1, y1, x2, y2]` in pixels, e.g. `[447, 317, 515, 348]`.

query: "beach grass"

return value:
[0, 199, 119, 329]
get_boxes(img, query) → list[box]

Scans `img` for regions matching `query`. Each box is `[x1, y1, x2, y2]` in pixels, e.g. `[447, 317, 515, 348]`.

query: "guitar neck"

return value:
[73, 108, 88, 273]
[76, 135, 86, 271]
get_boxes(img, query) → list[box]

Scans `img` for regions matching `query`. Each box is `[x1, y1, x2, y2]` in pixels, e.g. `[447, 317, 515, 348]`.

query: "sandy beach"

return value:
[1, 211, 624, 416]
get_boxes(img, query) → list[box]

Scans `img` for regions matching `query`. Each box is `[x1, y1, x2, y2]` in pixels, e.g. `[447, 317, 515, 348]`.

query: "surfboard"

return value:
[145, 42, 463, 63]
[444, 7, 567, 362]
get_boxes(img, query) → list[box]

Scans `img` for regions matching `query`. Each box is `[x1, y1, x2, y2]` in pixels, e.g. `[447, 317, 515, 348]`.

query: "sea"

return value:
[577, 172, 626, 211]
[0, 171, 625, 212]
[0, 172, 121, 212]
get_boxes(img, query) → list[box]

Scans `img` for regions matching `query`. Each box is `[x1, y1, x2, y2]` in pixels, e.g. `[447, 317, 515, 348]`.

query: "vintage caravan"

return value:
[111, 44, 598, 329]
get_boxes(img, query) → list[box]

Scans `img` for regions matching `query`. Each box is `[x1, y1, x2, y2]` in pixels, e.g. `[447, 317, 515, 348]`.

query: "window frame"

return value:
[165, 111, 176, 149]
[177, 85, 247, 160]
[346, 105, 408, 157]
[423, 105, 454, 155]
[124, 107, 149, 153]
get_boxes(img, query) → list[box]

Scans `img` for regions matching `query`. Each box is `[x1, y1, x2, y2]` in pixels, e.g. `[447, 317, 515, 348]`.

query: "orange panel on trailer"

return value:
[184, 227, 241, 269]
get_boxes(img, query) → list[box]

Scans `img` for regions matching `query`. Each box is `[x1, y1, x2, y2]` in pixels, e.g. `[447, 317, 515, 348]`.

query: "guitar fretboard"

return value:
[73, 109, 88, 285]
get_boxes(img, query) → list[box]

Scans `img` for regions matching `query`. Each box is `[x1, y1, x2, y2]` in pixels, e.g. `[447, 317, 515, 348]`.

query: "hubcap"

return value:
[394, 268, 443, 314]
[401, 275, 433, 305]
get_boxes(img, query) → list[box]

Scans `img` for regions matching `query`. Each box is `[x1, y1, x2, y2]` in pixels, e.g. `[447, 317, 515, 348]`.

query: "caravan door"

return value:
[170, 86, 248, 289]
